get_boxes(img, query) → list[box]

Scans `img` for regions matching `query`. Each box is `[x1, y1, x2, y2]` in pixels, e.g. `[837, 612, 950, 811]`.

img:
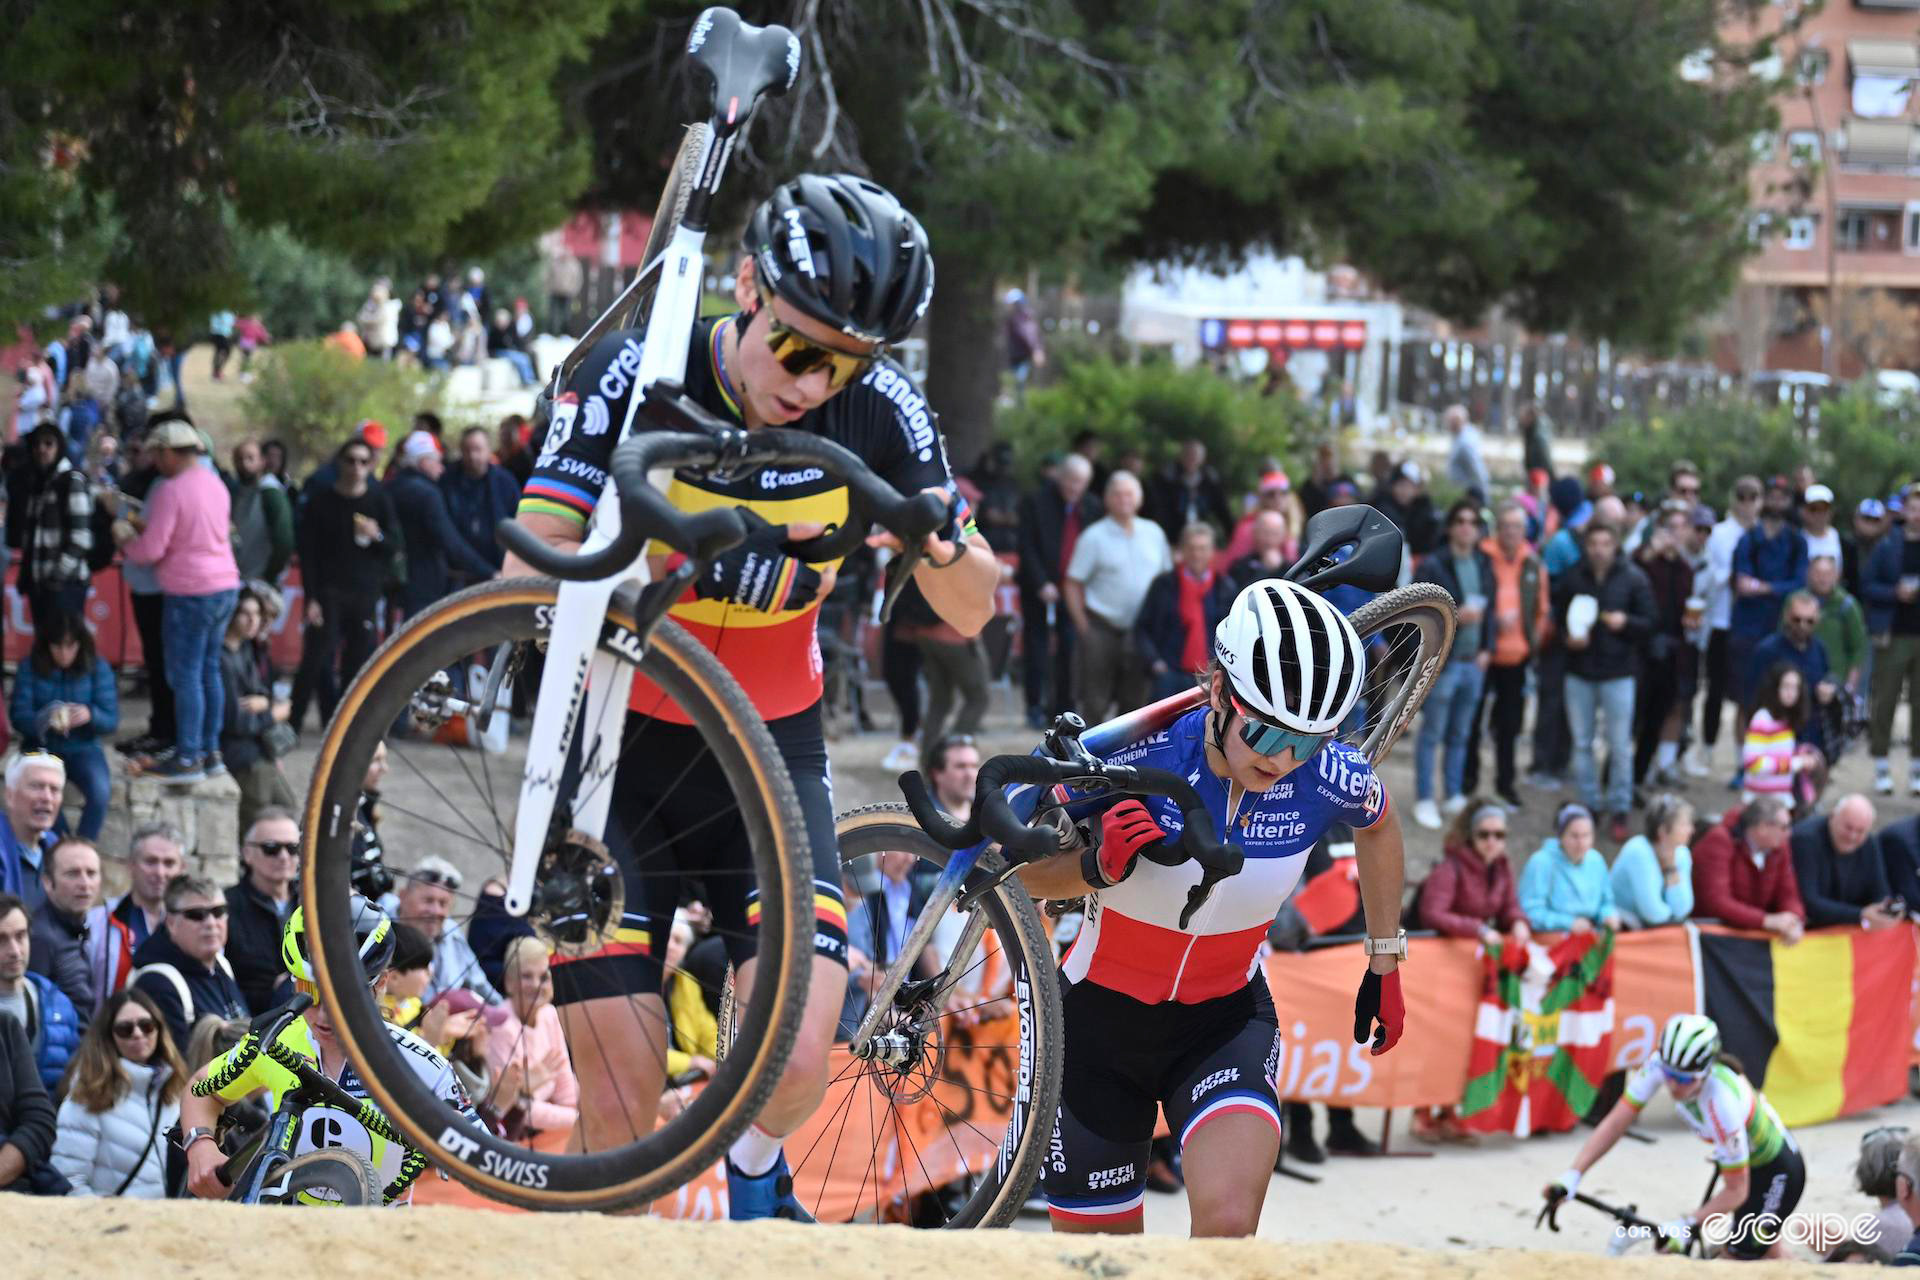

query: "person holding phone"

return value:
[1788, 793, 1902, 929]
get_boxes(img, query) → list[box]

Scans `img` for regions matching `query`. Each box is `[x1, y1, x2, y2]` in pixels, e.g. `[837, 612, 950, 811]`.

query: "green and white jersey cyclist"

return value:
[1550, 1013, 1804, 1260]
[181, 897, 478, 1203]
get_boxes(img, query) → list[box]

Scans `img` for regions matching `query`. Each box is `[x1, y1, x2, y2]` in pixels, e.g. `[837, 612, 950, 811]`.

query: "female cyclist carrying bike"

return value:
[1547, 1013, 1805, 1260]
[1016, 578, 1409, 1236]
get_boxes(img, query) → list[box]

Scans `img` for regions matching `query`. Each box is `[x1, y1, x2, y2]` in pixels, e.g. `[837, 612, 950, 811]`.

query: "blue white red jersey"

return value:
[1060, 706, 1389, 1005]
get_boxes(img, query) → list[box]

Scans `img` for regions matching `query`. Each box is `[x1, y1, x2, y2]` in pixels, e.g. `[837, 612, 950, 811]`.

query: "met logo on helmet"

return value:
[782, 207, 817, 278]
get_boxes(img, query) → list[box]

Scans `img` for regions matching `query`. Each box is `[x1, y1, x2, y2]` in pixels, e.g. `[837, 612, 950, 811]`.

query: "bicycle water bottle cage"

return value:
[685, 8, 801, 138]
[1284, 505, 1403, 594]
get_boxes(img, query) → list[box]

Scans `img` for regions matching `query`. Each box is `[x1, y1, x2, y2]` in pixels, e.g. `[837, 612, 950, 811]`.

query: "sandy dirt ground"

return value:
[0, 1193, 1860, 1278]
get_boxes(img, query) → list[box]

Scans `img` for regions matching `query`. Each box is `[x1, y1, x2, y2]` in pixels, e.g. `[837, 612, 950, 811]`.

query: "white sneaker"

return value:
[1413, 799, 1443, 830]
[881, 741, 919, 771]
[1910, 769, 1920, 798]
[1682, 745, 1711, 778]
[1877, 762, 1895, 796]
[1441, 794, 1469, 817]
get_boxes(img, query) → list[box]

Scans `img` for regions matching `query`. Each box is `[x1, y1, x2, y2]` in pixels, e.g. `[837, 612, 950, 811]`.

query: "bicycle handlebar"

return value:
[496, 381, 952, 597]
[900, 754, 1246, 928]
[198, 992, 417, 1196]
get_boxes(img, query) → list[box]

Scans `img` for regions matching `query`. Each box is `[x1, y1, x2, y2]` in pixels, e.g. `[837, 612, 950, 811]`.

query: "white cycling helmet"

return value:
[1213, 579, 1366, 734]
[1658, 1013, 1720, 1075]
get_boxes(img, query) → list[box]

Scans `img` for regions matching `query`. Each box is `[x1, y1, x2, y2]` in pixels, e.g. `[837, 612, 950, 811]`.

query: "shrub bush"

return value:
[241, 342, 447, 472]
[1589, 387, 1919, 517]
[994, 350, 1311, 501]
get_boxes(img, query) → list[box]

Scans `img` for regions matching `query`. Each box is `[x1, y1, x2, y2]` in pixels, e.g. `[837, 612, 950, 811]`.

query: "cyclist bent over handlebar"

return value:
[502, 175, 997, 1220]
[1017, 579, 1409, 1236]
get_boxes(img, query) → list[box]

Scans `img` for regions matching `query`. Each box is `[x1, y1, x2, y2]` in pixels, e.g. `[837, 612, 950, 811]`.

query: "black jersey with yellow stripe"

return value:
[519, 317, 975, 722]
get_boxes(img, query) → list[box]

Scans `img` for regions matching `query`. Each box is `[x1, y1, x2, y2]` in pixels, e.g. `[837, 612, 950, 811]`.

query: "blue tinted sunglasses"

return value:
[1230, 694, 1330, 762]
[1657, 1061, 1704, 1086]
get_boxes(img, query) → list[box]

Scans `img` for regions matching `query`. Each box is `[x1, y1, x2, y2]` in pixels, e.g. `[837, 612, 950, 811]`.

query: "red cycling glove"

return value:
[1354, 968, 1405, 1056]
[1085, 800, 1168, 887]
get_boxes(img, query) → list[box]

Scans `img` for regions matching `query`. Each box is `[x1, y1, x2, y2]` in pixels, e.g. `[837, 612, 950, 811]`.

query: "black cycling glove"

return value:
[691, 509, 824, 613]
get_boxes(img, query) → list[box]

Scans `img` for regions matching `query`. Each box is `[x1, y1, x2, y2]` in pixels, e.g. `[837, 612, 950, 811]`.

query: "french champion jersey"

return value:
[1623, 1060, 1791, 1170]
[1060, 707, 1390, 1005]
[519, 318, 975, 722]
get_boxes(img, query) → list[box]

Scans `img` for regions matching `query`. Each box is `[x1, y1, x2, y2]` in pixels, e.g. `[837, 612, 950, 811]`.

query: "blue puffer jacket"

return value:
[9, 658, 119, 751]
[25, 970, 81, 1093]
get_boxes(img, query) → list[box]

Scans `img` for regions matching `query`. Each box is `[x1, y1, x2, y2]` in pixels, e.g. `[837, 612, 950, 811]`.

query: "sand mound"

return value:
[9, 1196, 1825, 1280]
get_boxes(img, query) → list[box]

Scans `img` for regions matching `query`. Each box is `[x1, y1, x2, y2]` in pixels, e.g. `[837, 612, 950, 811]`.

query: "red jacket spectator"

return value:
[1417, 840, 1522, 938]
[1690, 804, 1806, 929]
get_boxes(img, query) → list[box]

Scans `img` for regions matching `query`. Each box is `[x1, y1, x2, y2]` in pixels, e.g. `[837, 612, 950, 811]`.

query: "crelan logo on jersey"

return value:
[597, 337, 646, 404]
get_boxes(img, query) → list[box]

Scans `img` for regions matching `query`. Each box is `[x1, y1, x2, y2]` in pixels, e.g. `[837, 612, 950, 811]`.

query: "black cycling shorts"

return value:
[551, 700, 848, 1007]
[1717, 1143, 1806, 1260]
[1038, 972, 1282, 1226]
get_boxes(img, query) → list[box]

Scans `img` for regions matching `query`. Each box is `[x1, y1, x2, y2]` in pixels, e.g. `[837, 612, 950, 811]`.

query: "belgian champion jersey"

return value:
[519, 318, 975, 721]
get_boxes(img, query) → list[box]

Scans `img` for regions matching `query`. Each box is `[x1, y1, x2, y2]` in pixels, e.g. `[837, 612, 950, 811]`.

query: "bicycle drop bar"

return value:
[900, 754, 1246, 928]
[206, 993, 414, 1187]
[496, 381, 951, 592]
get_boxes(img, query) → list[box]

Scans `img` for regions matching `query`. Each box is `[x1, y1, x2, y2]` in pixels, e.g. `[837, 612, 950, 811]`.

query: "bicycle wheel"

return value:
[785, 804, 1062, 1228]
[302, 578, 812, 1210]
[1339, 582, 1457, 766]
[256, 1149, 382, 1207]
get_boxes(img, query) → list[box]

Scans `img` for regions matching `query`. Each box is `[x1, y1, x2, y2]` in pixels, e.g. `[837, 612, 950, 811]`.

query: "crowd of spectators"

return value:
[2, 273, 1920, 1209]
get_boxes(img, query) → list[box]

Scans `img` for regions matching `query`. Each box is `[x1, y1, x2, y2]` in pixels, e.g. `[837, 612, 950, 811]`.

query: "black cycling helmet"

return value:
[283, 894, 396, 985]
[746, 173, 934, 346]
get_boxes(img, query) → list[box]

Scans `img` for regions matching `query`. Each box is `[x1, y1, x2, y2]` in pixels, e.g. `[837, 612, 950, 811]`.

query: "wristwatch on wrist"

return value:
[182, 1126, 217, 1152]
[1363, 930, 1408, 960]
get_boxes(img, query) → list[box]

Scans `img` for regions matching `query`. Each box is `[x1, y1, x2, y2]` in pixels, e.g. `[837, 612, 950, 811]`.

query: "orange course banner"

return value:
[419, 924, 1909, 1217]
[415, 1009, 1026, 1222]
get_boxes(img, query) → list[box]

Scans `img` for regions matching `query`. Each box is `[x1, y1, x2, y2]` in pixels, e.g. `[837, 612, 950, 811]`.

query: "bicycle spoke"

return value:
[388, 741, 502, 851]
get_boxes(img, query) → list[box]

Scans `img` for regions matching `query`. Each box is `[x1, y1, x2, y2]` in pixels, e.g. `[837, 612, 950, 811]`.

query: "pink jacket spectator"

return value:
[483, 1002, 579, 1135]
[121, 462, 240, 596]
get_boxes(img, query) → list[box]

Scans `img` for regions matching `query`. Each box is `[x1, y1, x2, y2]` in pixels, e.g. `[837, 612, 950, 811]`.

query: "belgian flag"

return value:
[1698, 925, 1913, 1126]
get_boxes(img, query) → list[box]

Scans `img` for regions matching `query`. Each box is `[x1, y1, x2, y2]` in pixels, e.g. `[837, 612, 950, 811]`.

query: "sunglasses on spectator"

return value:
[1229, 692, 1330, 762]
[1473, 827, 1508, 842]
[754, 283, 879, 389]
[112, 1017, 157, 1040]
[177, 904, 227, 922]
[411, 866, 463, 892]
[1674, 482, 1700, 495]
[1735, 489, 1761, 503]
[248, 840, 301, 859]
